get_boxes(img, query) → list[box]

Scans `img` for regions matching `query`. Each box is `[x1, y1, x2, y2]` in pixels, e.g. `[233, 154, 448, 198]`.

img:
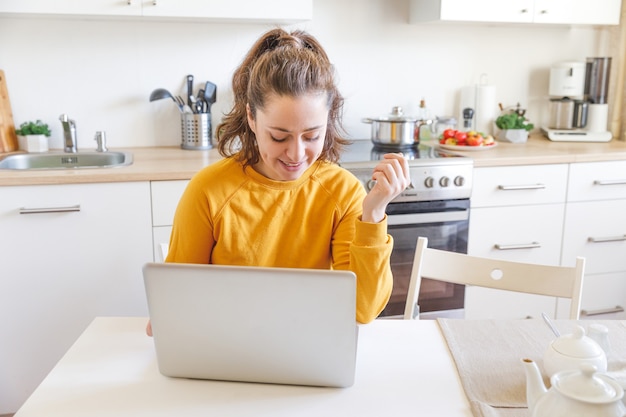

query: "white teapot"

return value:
[523, 358, 626, 417]
[543, 324, 607, 377]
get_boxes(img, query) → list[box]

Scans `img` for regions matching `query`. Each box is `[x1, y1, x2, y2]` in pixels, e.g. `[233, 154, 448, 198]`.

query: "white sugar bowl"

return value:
[543, 325, 607, 377]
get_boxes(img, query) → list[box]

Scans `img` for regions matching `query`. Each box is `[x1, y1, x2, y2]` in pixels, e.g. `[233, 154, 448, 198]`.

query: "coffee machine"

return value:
[542, 57, 612, 142]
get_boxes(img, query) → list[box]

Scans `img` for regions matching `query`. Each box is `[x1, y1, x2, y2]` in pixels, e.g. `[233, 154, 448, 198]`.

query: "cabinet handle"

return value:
[594, 179, 626, 186]
[127, 0, 131, 4]
[539, 9, 548, 14]
[19, 205, 81, 214]
[497, 184, 546, 191]
[580, 305, 624, 317]
[153, 0, 157, 5]
[520, 9, 528, 13]
[494, 242, 541, 250]
[588, 234, 626, 243]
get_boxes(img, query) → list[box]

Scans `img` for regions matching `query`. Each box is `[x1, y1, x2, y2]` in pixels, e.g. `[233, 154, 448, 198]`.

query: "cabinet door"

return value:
[578, 271, 626, 319]
[469, 204, 564, 265]
[561, 200, 626, 274]
[141, 0, 312, 21]
[568, 161, 626, 202]
[534, 0, 621, 25]
[466, 204, 565, 319]
[471, 164, 568, 208]
[0, 182, 153, 414]
[411, 0, 534, 23]
[151, 180, 188, 227]
[0, 0, 141, 16]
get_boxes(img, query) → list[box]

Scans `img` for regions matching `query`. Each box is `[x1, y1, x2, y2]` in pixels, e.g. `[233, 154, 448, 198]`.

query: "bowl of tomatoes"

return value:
[438, 128, 496, 149]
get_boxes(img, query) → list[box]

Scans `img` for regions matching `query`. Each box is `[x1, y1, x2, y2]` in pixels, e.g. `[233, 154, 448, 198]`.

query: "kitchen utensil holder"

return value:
[181, 113, 212, 150]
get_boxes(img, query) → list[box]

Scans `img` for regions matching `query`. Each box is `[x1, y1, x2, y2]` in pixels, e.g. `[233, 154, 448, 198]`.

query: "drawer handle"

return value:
[494, 242, 541, 250]
[588, 234, 626, 243]
[497, 184, 546, 191]
[19, 205, 81, 214]
[594, 179, 626, 186]
[580, 305, 624, 317]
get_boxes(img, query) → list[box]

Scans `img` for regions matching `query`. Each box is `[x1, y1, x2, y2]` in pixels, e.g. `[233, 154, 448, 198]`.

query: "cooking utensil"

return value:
[0, 70, 18, 153]
[203, 81, 217, 112]
[189, 95, 198, 114]
[186, 74, 194, 107]
[541, 312, 560, 337]
[150, 88, 184, 113]
[197, 89, 207, 113]
[362, 106, 421, 148]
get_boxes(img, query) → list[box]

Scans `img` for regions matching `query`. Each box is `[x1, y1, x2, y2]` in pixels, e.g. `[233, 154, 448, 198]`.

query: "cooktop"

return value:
[339, 140, 469, 169]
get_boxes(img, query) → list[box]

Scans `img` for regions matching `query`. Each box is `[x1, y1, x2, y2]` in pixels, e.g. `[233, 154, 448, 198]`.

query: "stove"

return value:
[339, 140, 474, 318]
[339, 140, 473, 204]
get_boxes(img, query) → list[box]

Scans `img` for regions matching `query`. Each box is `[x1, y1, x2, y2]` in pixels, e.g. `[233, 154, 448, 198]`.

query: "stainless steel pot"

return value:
[363, 106, 422, 147]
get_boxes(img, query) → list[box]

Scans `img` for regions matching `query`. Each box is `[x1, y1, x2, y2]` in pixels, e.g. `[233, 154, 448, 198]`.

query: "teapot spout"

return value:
[522, 358, 548, 411]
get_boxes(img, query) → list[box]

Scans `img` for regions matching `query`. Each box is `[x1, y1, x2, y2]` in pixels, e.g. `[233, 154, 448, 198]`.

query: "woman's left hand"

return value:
[361, 153, 411, 223]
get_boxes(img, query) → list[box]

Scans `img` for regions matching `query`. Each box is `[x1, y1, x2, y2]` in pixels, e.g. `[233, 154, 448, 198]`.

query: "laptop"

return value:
[142, 262, 358, 388]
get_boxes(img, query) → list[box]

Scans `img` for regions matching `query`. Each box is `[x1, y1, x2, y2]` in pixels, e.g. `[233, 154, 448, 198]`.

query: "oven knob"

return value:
[439, 176, 450, 187]
[454, 176, 465, 187]
[424, 176, 435, 188]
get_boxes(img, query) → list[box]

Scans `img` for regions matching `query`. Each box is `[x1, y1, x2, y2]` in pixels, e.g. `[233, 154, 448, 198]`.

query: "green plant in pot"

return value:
[16, 120, 52, 152]
[495, 106, 534, 144]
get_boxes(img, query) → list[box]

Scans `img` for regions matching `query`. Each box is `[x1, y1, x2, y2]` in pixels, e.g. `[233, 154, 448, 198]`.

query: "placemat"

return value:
[437, 319, 626, 417]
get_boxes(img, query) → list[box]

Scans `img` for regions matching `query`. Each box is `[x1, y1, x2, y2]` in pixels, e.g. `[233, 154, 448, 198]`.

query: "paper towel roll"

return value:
[475, 84, 497, 135]
[458, 84, 497, 134]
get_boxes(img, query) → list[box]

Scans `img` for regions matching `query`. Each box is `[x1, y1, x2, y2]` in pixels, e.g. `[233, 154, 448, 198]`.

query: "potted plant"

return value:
[495, 105, 534, 143]
[16, 120, 51, 152]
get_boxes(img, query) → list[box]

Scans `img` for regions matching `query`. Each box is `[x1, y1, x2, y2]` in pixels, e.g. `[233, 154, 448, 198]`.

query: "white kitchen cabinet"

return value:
[410, 0, 621, 25]
[150, 180, 188, 262]
[466, 164, 569, 319]
[561, 161, 626, 319]
[0, 182, 153, 414]
[0, 0, 312, 23]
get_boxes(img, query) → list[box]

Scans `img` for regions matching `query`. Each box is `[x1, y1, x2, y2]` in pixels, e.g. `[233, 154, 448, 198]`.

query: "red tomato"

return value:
[443, 129, 457, 139]
[466, 134, 484, 147]
[454, 131, 468, 142]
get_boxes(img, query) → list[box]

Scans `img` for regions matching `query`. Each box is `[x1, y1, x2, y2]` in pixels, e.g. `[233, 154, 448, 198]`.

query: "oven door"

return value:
[380, 199, 470, 318]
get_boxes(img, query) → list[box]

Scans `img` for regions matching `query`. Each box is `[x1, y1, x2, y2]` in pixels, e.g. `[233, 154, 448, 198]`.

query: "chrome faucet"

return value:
[59, 114, 77, 153]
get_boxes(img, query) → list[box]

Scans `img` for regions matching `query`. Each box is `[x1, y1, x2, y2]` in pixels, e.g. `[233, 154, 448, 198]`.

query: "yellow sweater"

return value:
[166, 156, 393, 323]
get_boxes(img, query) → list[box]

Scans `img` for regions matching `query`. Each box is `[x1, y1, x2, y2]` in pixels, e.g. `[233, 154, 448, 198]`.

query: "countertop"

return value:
[2, 134, 626, 186]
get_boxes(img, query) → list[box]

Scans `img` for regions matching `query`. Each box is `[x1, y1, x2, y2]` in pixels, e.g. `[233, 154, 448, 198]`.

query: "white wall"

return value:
[0, 0, 612, 149]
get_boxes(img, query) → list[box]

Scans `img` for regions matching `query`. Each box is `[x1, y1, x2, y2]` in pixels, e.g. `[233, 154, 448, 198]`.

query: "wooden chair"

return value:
[404, 237, 586, 320]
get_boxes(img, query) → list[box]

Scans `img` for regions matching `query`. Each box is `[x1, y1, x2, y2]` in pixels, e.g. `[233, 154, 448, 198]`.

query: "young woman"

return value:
[151, 28, 410, 333]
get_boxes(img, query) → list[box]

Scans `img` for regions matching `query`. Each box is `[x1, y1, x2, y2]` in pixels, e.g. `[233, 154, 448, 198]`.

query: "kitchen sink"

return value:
[0, 151, 133, 170]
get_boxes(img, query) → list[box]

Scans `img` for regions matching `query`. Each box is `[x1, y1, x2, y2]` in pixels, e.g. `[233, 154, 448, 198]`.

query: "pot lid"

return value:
[553, 363, 623, 403]
[367, 106, 417, 123]
[552, 325, 604, 358]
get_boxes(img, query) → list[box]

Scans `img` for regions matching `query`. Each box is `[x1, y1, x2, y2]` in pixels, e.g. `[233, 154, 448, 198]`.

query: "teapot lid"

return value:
[553, 363, 624, 403]
[552, 325, 604, 358]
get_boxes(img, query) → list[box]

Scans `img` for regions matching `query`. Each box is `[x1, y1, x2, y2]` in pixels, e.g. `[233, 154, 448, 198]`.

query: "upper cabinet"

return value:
[410, 0, 621, 25]
[0, 0, 312, 23]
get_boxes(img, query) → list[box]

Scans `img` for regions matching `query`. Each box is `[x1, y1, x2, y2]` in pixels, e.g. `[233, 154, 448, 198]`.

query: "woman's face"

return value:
[247, 93, 328, 181]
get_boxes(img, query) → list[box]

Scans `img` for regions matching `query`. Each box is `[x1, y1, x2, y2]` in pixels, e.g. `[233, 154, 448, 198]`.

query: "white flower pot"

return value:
[496, 129, 528, 144]
[18, 134, 49, 152]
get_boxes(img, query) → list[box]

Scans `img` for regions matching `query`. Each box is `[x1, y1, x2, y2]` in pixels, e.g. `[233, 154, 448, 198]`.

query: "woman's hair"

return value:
[216, 28, 348, 166]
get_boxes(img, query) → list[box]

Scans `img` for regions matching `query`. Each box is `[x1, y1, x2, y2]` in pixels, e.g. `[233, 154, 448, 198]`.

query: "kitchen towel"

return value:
[437, 318, 626, 417]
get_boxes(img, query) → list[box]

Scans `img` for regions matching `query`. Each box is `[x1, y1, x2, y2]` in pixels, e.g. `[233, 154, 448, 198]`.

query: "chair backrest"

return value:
[404, 237, 586, 320]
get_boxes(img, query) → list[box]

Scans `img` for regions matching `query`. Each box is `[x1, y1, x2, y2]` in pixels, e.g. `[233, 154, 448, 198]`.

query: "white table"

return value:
[14, 317, 472, 417]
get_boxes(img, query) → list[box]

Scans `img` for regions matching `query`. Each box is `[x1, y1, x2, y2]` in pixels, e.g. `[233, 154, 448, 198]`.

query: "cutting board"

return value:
[0, 70, 18, 153]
